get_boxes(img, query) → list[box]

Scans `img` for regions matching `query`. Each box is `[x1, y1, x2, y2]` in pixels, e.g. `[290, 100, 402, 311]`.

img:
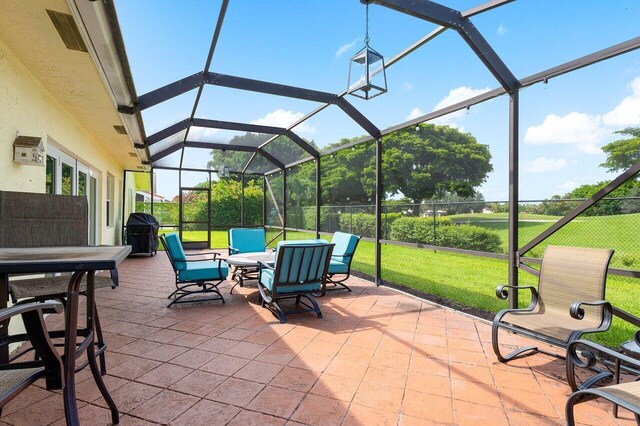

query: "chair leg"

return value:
[565, 392, 580, 426]
[302, 294, 323, 319]
[167, 281, 225, 307]
[271, 300, 287, 324]
[323, 275, 352, 293]
[491, 321, 539, 363]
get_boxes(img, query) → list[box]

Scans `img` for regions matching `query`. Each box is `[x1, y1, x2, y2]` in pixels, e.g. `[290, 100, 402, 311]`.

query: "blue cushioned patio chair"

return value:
[258, 240, 334, 324]
[323, 232, 361, 295]
[160, 233, 228, 307]
[228, 228, 267, 293]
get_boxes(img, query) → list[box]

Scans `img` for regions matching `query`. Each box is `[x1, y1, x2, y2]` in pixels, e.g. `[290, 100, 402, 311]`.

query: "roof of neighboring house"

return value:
[136, 190, 166, 201]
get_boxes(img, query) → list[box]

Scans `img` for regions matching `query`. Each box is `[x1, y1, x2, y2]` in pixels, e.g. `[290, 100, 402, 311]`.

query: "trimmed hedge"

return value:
[389, 216, 502, 253]
[437, 224, 502, 253]
[339, 212, 401, 239]
[389, 216, 451, 244]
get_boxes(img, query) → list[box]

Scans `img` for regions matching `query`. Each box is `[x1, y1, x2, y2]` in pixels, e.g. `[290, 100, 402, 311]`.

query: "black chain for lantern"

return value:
[364, 1, 370, 46]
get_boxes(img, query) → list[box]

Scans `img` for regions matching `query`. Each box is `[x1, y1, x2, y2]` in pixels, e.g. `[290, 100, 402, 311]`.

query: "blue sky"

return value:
[115, 0, 640, 201]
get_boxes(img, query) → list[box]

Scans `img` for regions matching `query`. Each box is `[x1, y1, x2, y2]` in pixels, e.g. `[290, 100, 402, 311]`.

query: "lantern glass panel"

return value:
[348, 46, 386, 100]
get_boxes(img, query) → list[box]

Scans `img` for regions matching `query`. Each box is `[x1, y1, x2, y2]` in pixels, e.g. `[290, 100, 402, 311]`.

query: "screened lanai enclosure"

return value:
[118, 0, 640, 330]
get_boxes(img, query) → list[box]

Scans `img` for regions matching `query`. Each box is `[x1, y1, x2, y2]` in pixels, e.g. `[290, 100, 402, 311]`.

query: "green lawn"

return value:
[169, 229, 639, 347]
[450, 212, 640, 269]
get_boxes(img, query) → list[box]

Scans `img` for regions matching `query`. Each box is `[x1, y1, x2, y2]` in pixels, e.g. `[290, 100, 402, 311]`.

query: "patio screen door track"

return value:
[179, 186, 211, 250]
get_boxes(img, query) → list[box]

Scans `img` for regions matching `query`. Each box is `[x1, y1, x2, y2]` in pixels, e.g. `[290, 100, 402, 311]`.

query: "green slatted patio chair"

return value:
[257, 240, 334, 323]
[492, 245, 614, 389]
[160, 233, 228, 307]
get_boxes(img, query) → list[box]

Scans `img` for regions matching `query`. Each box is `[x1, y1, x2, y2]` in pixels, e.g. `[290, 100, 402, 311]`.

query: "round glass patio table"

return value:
[226, 251, 274, 294]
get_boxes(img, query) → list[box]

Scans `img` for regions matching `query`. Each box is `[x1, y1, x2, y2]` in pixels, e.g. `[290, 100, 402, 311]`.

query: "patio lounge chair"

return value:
[228, 228, 266, 291]
[0, 301, 64, 413]
[565, 305, 640, 425]
[160, 233, 228, 307]
[257, 240, 334, 323]
[324, 232, 361, 294]
[492, 245, 614, 388]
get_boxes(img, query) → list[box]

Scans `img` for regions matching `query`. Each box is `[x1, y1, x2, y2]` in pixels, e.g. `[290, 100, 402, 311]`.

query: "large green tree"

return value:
[383, 124, 493, 215]
[600, 127, 640, 173]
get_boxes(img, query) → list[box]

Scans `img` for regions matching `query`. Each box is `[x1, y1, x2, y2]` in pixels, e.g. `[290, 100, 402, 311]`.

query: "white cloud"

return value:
[402, 81, 414, 91]
[406, 107, 424, 121]
[557, 176, 592, 193]
[430, 86, 491, 127]
[523, 75, 640, 156]
[433, 86, 492, 111]
[336, 38, 360, 58]
[251, 109, 316, 135]
[189, 126, 220, 142]
[559, 178, 579, 192]
[602, 77, 640, 127]
[497, 23, 507, 36]
[523, 157, 567, 173]
[524, 112, 607, 153]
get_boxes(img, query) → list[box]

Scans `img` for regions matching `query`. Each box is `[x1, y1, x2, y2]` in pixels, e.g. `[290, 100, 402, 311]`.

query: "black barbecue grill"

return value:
[125, 212, 159, 256]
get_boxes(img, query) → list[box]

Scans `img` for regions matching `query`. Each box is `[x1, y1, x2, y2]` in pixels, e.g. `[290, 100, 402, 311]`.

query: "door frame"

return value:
[47, 145, 99, 244]
[179, 186, 211, 250]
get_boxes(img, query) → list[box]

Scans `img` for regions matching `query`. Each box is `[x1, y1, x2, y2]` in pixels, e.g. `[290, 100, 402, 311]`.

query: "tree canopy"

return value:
[202, 124, 492, 213]
[316, 124, 492, 207]
[600, 127, 640, 173]
[383, 124, 493, 208]
[207, 134, 317, 174]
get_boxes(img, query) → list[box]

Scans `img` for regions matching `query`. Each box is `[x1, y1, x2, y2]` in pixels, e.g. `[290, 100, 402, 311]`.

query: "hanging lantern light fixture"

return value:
[347, 1, 387, 100]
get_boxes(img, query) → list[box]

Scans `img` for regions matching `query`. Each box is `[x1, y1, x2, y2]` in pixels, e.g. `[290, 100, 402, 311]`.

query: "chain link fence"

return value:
[297, 197, 640, 272]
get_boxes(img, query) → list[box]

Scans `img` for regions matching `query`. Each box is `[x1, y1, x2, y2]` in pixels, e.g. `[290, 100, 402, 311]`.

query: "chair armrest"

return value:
[495, 284, 538, 301]
[185, 251, 219, 258]
[258, 261, 275, 271]
[331, 254, 353, 262]
[184, 252, 221, 262]
[570, 300, 613, 321]
[0, 301, 63, 324]
[228, 246, 239, 255]
[0, 301, 64, 390]
[568, 300, 614, 339]
[567, 338, 640, 372]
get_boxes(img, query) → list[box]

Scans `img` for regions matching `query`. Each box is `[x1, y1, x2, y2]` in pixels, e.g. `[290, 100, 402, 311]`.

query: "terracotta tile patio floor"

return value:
[1, 254, 637, 425]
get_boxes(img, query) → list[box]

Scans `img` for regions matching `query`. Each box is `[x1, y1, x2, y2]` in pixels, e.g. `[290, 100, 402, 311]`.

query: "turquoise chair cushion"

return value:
[259, 268, 321, 293]
[229, 228, 266, 254]
[330, 232, 359, 264]
[328, 259, 349, 274]
[164, 233, 187, 270]
[178, 260, 229, 282]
